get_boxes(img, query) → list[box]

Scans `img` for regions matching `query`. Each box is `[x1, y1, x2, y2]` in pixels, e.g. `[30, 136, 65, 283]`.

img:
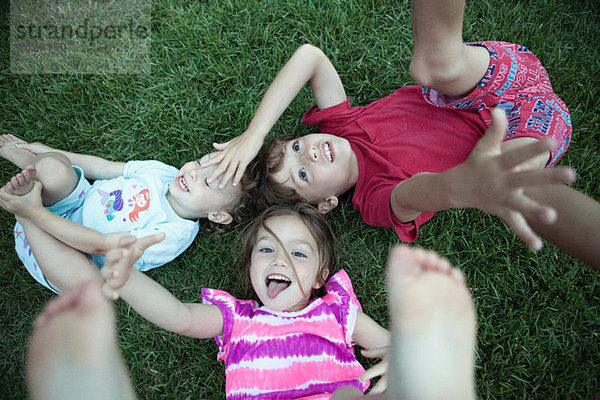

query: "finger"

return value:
[500, 210, 543, 251]
[31, 180, 43, 194]
[200, 151, 225, 167]
[508, 166, 576, 189]
[212, 140, 231, 151]
[368, 375, 388, 394]
[506, 191, 557, 224]
[477, 108, 508, 152]
[117, 235, 137, 247]
[101, 283, 119, 300]
[359, 361, 387, 381]
[499, 138, 555, 169]
[232, 165, 247, 187]
[207, 162, 231, 184]
[218, 165, 239, 189]
[360, 347, 388, 359]
[136, 232, 165, 250]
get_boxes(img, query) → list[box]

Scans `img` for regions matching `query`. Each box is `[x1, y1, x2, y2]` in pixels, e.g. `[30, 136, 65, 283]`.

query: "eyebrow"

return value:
[283, 143, 301, 188]
[256, 235, 314, 252]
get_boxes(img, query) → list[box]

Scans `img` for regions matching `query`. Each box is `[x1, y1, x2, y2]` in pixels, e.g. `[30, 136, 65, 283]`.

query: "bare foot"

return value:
[0, 134, 36, 167]
[4, 166, 36, 196]
[26, 280, 137, 400]
[0, 134, 26, 148]
[386, 246, 477, 400]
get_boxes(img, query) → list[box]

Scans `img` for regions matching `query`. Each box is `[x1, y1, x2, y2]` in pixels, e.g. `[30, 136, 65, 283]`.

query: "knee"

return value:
[409, 53, 464, 89]
[34, 154, 78, 198]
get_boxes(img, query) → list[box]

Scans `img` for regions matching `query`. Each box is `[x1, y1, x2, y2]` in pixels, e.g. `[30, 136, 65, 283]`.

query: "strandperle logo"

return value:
[10, 0, 151, 74]
[14, 19, 149, 44]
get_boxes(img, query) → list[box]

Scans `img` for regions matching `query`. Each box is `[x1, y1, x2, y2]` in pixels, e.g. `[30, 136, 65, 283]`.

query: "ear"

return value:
[317, 196, 338, 214]
[313, 268, 330, 290]
[208, 211, 233, 225]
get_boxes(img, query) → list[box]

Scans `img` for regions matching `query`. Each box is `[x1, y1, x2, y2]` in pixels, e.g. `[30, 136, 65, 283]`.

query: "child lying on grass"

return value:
[0, 134, 246, 293]
[203, 0, 600, 268]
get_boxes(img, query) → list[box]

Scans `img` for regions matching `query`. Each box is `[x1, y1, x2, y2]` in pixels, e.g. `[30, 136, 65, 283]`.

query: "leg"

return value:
[26, 280, 137, 400]
[0, 135, 77, 206]
[501, 138, 600, 269]
[409, 0, 490, 96]
[17, 216, 102, 292]
[386, 246, 477, 400]
[1, 170, 99, 291]
[332, 246, 477, 400]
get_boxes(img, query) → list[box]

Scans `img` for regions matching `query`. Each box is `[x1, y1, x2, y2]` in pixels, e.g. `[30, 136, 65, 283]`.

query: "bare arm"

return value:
[18, 142, 125, 180]
[390, 108, 576, 250]
[102, 237, 224, 339]
[204, 44, 347, 187]
[0, 181, 130, 256]
[352, 311, 390, 351]
[352, 311, 391, 393]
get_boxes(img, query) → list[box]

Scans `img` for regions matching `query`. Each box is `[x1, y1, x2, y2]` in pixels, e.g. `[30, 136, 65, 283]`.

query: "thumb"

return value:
[478, 107, 508, 151]
[212, 140, 231, 151]
[31, 180, 43, 195]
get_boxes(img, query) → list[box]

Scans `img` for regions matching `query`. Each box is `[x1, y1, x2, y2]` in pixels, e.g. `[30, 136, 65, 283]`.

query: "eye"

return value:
[299, 168, 307, 181]
[292, 141, 300, 152]
[292, 251, 306, 258]
[259, 247, 273, 254]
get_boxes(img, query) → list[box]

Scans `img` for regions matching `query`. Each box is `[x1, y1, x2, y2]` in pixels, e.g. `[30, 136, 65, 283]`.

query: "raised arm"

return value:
[390, 108, 576, 250]
[102, 236, 224, 339]
[203, 44, 347, 187]
[18, 141, 125, 180]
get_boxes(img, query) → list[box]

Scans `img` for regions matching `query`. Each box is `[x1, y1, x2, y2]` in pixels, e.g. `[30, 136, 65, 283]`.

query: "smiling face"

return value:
[167, 160, 242, 223]
[249, 215, 327, 312]
[271, 134, 359, 204]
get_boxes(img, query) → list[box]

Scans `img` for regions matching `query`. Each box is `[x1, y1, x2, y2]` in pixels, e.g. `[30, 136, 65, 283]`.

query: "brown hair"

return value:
[244, 135, 314, 214]
[202, 169, 255, 233]
[239, 203, 338, 299]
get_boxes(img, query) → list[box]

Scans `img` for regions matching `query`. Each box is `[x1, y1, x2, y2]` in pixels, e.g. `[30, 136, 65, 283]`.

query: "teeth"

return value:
[179, 176, 189, 192]
[324, 143, 332, 162]
[267, 274, 291, 282]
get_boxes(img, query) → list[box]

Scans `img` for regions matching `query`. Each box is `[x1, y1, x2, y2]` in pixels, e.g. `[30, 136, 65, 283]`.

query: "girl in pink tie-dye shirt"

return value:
[103, 203, 390, 399]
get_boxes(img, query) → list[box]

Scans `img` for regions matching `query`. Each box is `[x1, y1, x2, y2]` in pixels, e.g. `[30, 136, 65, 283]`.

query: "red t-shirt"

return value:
[302, 41, 571, 242]
[302, 86, 487, 241]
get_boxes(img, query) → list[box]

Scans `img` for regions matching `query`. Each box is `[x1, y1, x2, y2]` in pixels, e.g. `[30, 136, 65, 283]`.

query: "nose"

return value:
[271, 250, 288, 268]
[189, 169, 199, 181]
[304, 146, 318, 163]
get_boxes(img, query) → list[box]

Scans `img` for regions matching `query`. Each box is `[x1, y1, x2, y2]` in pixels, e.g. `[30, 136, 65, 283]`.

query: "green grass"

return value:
[1, 0, 599, 398]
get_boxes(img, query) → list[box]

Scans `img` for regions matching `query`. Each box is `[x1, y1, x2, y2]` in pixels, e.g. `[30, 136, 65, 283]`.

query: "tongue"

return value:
[267, 280, 289, 299]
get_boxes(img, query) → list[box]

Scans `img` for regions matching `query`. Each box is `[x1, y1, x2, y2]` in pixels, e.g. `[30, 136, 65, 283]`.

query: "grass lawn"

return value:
[1, 0, 599, 398]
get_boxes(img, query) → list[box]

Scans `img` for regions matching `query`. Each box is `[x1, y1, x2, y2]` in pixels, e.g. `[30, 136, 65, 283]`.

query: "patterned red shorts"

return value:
[422, 41, 571, 166]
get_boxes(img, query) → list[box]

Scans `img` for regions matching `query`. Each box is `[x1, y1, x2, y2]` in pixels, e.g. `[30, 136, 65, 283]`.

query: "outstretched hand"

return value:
[201, 130, 265, 188]
[359, 346, 389, 394]
[101, 233, 165, 300]
[450, 108, 576, 250]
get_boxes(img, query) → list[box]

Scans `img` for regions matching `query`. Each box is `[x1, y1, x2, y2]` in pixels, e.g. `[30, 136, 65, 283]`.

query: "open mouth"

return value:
[266, 273, 291, 299]
[323, 142, 334, 163]
[177, 176, 189, 192]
